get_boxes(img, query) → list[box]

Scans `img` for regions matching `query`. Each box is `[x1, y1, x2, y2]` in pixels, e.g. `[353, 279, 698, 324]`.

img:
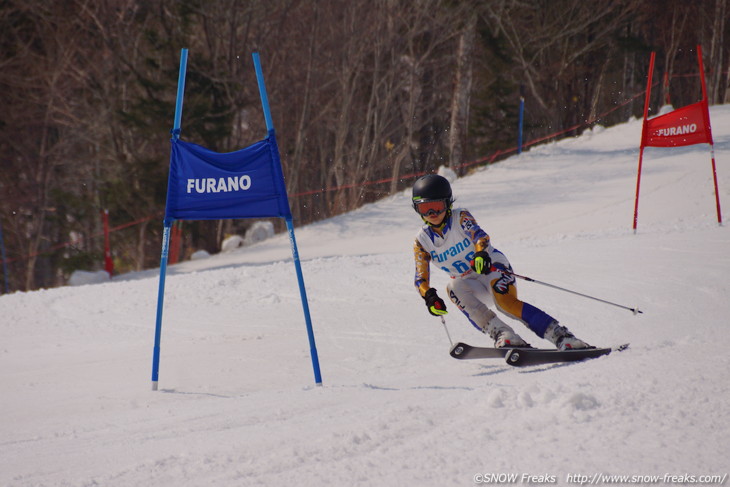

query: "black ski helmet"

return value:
[412, 174, 454, 212]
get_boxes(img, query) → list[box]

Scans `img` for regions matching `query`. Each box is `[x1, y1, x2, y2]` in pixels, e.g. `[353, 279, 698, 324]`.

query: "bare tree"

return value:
[449, 12, 477, 174]
[658, 1, 691, 107]
[0, 1, 104, 289]
[707, 0, 727, 104]
[482, 0, 642, 134]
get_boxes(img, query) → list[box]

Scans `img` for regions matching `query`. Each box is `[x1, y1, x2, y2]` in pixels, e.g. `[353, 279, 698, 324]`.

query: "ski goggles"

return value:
[415, 199, 448, 217]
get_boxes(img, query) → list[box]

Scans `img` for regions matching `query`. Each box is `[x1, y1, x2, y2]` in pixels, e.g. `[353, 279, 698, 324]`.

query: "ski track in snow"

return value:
[2, 109, 730, 486]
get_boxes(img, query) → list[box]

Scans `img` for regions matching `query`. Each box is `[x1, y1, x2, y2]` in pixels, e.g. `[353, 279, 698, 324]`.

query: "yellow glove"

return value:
[471, 251, 491, 274]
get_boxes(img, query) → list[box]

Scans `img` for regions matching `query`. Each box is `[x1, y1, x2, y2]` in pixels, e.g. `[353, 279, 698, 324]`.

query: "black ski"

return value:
[449, 342, 533, 360]
[504, 343, 630, 367]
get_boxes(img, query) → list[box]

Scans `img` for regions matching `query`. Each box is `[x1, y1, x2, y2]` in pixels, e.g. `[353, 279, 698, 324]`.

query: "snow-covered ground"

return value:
[2, 107, 729, 486]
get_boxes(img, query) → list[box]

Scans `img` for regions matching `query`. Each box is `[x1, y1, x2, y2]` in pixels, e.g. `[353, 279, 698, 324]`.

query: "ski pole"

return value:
[493, 266, 643, 315]
[440, 316, 454, 346]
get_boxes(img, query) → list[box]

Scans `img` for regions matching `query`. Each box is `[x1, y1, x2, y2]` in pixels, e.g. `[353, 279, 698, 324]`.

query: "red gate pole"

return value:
[633, 52, 656, 233]
[709, 145, 723, 225]
[696, 45, 723, 225]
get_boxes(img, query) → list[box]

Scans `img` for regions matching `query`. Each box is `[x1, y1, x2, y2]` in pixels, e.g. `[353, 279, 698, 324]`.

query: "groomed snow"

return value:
[2, 107, 729, 486]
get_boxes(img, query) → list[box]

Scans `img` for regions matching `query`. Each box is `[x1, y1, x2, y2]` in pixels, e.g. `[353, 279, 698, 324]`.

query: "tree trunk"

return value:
[662, 6, 688, 108]
[589, 50, 612, 122]
[291, 3, 319, 220]
[449, 13, 477, 174]
[708, 0, 726, 104]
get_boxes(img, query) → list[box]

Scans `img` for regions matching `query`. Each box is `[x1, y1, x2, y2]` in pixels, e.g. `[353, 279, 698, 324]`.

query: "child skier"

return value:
[412, 174, 589, 350]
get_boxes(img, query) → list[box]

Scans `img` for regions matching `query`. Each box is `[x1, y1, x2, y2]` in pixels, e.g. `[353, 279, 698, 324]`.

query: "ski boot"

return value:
[544, 321, 590, 350]
[484, 316, 529, 348]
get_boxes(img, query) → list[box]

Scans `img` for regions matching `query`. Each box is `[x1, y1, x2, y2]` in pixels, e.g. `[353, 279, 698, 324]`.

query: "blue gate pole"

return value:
[152, 47, 188, 391]
[253, 52, 323, 386]
[517, 84, 525, 155]
[285, 217, 323, 385]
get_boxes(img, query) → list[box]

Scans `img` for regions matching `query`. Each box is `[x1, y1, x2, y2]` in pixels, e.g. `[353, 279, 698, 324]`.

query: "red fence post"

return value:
[102, 209, 114, 278]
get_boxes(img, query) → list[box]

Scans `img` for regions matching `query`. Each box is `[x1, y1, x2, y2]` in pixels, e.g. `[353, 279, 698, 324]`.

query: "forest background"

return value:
[1, 0, 729, 292]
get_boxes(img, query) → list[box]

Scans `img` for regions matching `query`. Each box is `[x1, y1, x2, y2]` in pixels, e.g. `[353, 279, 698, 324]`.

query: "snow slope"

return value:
[2, 108, 729, 487]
